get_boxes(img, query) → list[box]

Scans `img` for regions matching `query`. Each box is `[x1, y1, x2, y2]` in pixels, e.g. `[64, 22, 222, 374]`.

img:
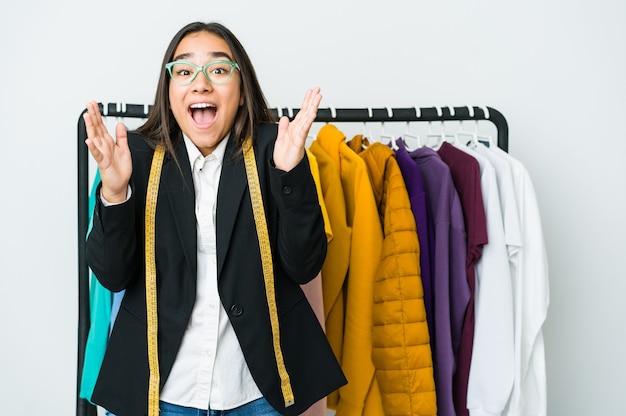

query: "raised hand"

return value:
[273, 87, 322, 172]
[83, 101, 132, 203]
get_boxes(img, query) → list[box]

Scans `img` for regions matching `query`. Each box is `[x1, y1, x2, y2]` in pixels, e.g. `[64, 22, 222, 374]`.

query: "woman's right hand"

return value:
[83, 101, 132, 203]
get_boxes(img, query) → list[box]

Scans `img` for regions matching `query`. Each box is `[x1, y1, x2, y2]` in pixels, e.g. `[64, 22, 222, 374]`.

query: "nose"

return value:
[191, 69, 213, 92]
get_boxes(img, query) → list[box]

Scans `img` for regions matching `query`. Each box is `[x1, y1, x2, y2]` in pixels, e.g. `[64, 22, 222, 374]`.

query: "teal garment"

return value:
[79, 170, 113, 403]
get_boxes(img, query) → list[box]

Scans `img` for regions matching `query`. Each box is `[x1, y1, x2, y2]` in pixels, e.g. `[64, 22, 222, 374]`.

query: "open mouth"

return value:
[190, 103, 217, 126]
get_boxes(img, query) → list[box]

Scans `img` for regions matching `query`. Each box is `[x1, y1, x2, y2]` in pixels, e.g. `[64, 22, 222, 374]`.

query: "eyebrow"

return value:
[173, 51, 234, 62]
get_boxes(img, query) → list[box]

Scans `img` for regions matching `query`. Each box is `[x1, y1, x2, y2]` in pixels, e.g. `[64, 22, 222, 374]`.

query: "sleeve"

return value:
[269, 153, 328, 284]
[86, 182, 141, 292]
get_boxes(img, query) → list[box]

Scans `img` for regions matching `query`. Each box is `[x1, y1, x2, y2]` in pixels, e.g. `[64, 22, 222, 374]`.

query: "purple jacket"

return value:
[408, 146, 469, 416]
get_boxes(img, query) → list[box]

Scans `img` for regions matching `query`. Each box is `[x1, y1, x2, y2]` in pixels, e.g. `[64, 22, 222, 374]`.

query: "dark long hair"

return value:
[135, 21, 276, 160]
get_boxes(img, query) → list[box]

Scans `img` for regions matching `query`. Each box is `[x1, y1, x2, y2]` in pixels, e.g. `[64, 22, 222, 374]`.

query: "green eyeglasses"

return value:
[165, 60, 240, 85]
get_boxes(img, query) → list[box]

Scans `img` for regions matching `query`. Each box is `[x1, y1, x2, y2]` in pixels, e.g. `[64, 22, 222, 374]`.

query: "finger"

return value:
[302, 87, 321, 112]
[277, 116, 290, 138]
[293, 89, 321, 134]
[84, 102, 103, 144]
[298, 88, 322, 125]
[83, 104, 98, 144]
[85, 101, 101, 128]
[85, 101, 109, 142]
[308, 88, 322, 116]
[84, 136, 105, 165]
[299, 88, 314, 115]
[115, 122, 128, 148]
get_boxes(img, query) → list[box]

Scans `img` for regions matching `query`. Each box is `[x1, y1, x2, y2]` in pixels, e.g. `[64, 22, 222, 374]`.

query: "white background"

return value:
[1, 1, 624, 415]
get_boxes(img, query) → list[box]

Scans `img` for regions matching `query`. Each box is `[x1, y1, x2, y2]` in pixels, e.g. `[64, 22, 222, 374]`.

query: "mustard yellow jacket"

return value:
[347, 135, 437, 416]
[310, 125, 385, 415]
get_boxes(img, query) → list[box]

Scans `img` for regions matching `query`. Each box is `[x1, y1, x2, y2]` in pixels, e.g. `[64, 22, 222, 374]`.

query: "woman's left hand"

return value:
[273, 87, 322, 171]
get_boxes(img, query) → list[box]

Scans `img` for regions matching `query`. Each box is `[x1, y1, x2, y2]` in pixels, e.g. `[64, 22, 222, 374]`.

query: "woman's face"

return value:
[169, 31, 243, 156]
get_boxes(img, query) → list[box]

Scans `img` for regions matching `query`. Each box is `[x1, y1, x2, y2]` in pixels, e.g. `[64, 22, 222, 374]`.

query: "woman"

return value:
[84, 21, 346, 416]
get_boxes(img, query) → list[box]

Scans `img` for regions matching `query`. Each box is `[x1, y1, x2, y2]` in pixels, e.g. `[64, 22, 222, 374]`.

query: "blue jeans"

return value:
[158, 398, 282, 416]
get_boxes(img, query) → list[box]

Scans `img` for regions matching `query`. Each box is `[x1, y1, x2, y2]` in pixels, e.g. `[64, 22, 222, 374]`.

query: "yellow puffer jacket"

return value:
[347, 135, 437, 416]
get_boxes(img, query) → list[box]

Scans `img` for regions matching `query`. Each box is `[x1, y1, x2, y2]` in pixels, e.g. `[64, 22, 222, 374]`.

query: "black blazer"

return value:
[86, 123, 346, 416]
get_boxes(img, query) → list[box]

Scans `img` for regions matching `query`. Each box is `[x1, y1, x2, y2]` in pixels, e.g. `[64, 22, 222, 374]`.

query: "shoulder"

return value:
[125, 132, 159, 178]
[125, 131, 156, 163]
[127, 131, 154, 152]
[246, 123, 278, 165]
[255, 123, 278, 149]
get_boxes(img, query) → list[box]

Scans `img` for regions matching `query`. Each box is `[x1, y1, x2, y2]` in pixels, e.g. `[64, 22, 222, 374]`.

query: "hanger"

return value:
[424, 107, 442, 148]
[454, 106, 493, 148]
[425, 106, 456, 149]
[396, 107, 420, 150]
[477, 106, 494, 147]
[360, 108, 375, 142]
[379, 107, 395, 148]
[445, 106, 459, 144]
[402, 125, 420, 150]
[455, 106, 479, 148]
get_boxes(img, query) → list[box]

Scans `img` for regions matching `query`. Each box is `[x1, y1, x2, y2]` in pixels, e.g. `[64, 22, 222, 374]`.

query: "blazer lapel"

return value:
[216, 138, 248, 277]
[161, 141, 197, 277]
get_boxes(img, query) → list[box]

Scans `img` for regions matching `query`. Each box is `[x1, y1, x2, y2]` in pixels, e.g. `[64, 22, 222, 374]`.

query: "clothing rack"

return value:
[76, 104, 509, 416]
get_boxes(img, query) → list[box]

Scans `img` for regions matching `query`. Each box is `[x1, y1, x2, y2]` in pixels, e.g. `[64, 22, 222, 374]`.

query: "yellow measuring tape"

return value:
[143, 138, 294, 414]
[145, 142, 165, 416]
[243, 137, 295, 408]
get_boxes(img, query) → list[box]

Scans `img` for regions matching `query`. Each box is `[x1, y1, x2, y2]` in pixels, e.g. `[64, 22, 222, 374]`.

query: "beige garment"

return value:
[300, 274, 327, 416]
[298, 150, 328, 416]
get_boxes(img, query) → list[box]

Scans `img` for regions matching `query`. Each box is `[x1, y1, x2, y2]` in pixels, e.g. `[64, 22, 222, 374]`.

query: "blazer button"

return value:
[282, 186, 292, 195]
[230, 304, 243, 317]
